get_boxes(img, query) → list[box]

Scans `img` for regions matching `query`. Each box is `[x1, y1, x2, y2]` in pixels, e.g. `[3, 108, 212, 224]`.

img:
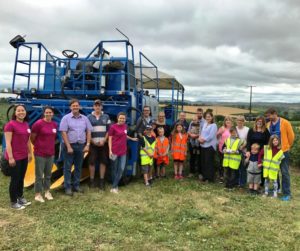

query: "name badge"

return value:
[52, 128, 57, 133]
[124, 130, 127, 134]
[27, 129, 31, 133]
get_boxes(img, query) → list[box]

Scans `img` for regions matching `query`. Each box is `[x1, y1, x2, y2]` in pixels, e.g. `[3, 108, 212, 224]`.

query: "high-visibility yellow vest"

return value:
[223, 138, 241, 170]
[263, 146, 284, 180]
[140, 137, 156, 165]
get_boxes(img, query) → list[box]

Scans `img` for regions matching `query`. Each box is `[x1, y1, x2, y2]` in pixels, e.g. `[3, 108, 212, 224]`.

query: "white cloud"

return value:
[0, 0, 300, 102]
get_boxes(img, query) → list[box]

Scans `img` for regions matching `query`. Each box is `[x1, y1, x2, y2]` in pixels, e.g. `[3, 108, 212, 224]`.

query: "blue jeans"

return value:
[111, 154, 127, 188]
[62, 143, 85, 190]
[280, 151, 291, 196]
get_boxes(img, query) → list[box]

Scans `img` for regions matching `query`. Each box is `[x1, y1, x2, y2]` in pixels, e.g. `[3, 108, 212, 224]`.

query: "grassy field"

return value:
[1, 101, 300, 250]
[170, 105, 255, 120]
[159, 104, 253, 119]
[1, 167, 300, 251]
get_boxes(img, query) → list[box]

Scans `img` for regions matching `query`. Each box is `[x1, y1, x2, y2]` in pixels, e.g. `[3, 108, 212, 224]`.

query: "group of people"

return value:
[136, 106, 295, 202]
[4, 99, 137, 210]
[3, 99, 295, 210]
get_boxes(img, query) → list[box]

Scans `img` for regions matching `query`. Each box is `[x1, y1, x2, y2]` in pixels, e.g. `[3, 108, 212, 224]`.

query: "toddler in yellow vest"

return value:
[222, 127, 243, 189]
[258, 135, 284, 198]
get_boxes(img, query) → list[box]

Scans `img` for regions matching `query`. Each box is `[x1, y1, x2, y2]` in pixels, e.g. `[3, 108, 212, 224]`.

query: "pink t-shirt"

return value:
[218, 128, 230, 153]
[4, 120, 31, 160]
[31, 119, 58, 157]
[108, 123, 127, 156]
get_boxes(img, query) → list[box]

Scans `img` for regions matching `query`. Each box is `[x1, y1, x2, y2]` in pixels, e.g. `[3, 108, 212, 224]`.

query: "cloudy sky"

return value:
[1, 0, 300, 102]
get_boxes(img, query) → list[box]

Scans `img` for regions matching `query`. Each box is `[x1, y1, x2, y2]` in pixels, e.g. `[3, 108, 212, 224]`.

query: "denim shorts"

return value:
[141, 164, 151, 174]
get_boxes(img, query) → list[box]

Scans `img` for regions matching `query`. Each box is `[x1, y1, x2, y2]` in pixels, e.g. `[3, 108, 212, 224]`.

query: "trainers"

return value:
[11, 202, 25, 210]
[35, 194, 45, 203]
[73, 187, 84, 193]
[253, 190, 260, 195]
[89, 179, 96, 188]
[281, 195, 291, 201]
[45, 191, 53, 201]
[174, 175, 180, 180]
[272, 193, 278, 199]
[65, 189, 73, 196]
[145, 182, 151, 187]
[99, 179, 105, 191]
[248, 189, 254, 194]
[110, 188, 119, 194]
[262, 193, 268, 198]
[178, 175, 184, 179]
[18, 197, 31, 206]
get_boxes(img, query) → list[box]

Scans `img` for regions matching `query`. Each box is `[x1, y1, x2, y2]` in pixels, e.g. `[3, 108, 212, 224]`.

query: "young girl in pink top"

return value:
[216, 116, 233, 182]
[31, 106, 58, 203]
[4, 104, 32, 210]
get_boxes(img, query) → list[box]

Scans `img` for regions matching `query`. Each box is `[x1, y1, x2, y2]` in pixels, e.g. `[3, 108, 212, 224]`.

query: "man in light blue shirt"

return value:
[60, 99, 93, 195]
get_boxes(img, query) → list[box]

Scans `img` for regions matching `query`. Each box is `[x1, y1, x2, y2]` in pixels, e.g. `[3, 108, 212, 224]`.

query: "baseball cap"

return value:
[94, 99, 102, 105]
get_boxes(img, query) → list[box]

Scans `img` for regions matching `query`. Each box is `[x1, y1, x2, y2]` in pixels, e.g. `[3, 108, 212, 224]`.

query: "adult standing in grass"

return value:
[198, 111, 218, 182]
[265, 108, 295, 201]
[216, 116, 233, 182]
[136, 106, 152, 139]
[246, 116, 270, 187]
[246, 116, 270, 152]
[155, 111, 171, 138]
[187, 108, 205, 178]
[172, 111, 189, 132]
[187, 115, 200, 177]
[31, 106, 57, 203]
[87, 99, 111, 190]
[59, 99, 93, 196]
[108, 112, 138, 193]
[235, 115, 249, 187]
[4, 104, 32, 210]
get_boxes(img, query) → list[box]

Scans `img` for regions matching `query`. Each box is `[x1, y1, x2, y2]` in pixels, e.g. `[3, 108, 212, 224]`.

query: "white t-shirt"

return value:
[236, 126, 249, 141]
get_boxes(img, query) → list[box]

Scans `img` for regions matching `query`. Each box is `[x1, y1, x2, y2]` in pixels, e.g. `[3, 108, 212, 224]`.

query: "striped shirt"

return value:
[87, 112, 111, 143]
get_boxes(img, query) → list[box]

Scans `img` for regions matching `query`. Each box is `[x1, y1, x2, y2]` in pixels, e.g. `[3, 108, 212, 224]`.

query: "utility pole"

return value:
[248, 85, 256, 115]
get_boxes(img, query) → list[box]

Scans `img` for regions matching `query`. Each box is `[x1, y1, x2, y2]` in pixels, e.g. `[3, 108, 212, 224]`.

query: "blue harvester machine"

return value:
[5, 35, 183, 188]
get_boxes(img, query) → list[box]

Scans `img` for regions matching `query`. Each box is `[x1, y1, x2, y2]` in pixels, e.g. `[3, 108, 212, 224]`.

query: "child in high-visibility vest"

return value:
[222, 127, 243, 188]
[245, 143, 261, 195]
[258, 135, 284, 198]
[154, 127, 169, 178]
[171, 123, 188, 179]
[139, 125, 156, 187]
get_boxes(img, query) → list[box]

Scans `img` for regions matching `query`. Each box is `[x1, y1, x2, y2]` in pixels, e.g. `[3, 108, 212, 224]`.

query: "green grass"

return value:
[1, 168, 300, 251]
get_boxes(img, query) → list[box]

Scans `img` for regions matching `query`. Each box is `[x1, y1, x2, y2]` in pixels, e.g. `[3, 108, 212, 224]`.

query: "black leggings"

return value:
[9, 158, 28, 203]
[200, 146, 215, 182]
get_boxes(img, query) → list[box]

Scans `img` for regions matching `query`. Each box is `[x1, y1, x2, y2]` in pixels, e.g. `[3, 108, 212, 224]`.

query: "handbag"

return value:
[0, 154, 11, 176]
